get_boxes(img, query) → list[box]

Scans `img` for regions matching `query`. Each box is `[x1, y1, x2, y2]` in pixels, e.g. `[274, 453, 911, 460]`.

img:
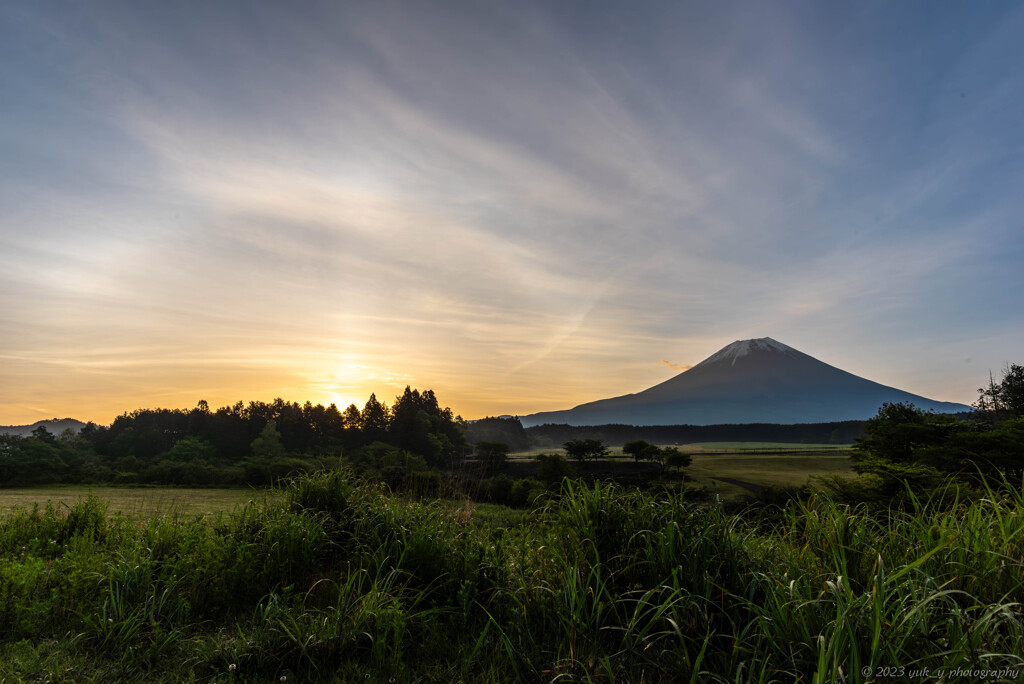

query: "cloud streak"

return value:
[1, 1, 1022, 422]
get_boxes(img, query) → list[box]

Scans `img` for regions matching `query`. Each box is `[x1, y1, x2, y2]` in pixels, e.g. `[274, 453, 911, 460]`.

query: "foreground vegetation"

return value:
[1, 467, 1022, 682]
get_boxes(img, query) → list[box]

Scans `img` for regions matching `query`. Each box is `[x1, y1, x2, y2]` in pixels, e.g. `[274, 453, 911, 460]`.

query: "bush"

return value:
[60, 496, 108, 543]
[288, 468, 351, 517]
[507, 478, 544, 508]
[474, 441, 509, 475]
[481, 474, 513, 504]
[535, 453, 574, 485]
[347, 442, 428, 477]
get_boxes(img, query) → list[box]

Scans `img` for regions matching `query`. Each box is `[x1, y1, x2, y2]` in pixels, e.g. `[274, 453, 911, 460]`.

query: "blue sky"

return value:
[1, 0, 1022, 424]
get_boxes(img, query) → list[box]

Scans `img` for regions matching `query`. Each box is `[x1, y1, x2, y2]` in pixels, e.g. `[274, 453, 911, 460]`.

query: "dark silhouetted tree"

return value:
[361, 394, 390, 441]
[536, 453, 574, 485]
[563, 439, 608, 462]
[623, 439, 660, 463]
[164, 437, 216, 463]
[31, 425, 56, 444]
[852, 403, 945, 464]
[662, 447, 691, 472]
[474, 441, 509, 474]
[388, 386, 466, 467]
[342, 404, 362, 431]
[466, 417, 530, 451]
[251, 420, 287, 461]
[975, 364, 1024, 422]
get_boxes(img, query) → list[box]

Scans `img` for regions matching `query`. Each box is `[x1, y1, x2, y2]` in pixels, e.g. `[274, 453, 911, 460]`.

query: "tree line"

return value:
[508, 419, 868, 448]
[0, 388, 467, 487]
[827, 363, 1024, 504]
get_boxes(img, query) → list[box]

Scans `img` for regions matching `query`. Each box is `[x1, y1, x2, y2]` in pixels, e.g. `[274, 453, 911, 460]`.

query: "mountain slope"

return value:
[0, 418, 88, 437]
[521, 338, 972, 427]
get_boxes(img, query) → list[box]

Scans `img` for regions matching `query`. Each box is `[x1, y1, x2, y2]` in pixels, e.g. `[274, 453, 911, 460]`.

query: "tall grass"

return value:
[0, 470, 1021, 682]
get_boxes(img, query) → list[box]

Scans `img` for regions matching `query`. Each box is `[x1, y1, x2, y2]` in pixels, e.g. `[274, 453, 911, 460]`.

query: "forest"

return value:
[0, 388, 466, 488]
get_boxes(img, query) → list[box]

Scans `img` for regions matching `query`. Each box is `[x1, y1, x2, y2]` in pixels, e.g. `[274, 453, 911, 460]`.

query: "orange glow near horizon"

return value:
[0, 376, 602, 427]
[0, 341, 680, 426]
[0, 337, 980, 427]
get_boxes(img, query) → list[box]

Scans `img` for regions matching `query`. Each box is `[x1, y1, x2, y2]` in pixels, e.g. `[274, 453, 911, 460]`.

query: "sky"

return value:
[2, 0, 1023, 426]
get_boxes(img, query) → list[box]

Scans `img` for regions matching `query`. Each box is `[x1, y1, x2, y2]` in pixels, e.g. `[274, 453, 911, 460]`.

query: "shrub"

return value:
[474, 441, 509, 475]
[535, 453, 574, 485]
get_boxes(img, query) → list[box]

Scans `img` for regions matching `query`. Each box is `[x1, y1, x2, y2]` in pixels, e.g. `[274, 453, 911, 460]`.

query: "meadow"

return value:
[0, 486, 268, 518]
[684, 446, 856, 500]
[0, 447, 848, 519]
[508, 444, 856, 501]
[0, 460, 1021, 682]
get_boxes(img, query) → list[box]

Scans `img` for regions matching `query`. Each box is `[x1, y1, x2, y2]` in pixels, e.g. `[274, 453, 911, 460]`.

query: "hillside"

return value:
[0, 418, 87, 437]
[522, 338, 971, 427]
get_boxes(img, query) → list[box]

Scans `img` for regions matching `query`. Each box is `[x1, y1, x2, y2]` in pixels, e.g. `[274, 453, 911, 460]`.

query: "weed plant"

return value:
[0, 471, 1021, 682]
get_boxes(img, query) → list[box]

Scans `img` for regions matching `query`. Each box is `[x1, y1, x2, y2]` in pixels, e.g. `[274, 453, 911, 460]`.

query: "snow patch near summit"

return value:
[695, 337, 795, 368]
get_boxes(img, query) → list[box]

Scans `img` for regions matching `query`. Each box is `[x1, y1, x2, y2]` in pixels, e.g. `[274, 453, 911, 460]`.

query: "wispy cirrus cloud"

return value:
[1, 1, 1022, 422]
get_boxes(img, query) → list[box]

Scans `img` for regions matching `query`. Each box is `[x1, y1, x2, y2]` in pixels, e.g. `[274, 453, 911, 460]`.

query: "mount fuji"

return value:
[520, 338, 972, 427]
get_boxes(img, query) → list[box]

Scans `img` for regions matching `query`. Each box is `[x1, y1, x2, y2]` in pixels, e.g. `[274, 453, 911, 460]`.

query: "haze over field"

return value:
[2, 1, 1023, 425]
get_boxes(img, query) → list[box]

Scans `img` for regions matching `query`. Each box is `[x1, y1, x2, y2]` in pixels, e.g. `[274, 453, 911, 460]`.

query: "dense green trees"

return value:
[250, 421, 287, 461]
[622, 439, 690, 472]
[0, 429, 95, 486]
[853, 403, 1024, 485]
[622, 439, 654, 463]
[359, 393, 390, 442]
[975, 363, 1024, 421]
[848, 364, 1024, 499]
[562, 439, 609, 462]
[464, 417, 531, 451]
[535, 453, 574, 485]
[0, 388, 467, 487]
[663, 448, 691, 472]
[388, 387, 465, 467]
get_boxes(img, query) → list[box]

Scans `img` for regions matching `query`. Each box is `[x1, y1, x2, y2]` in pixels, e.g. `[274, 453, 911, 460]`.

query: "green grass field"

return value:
[682, 441, 850, 451]
[0, 485, 269, 518]
[512, 442, 851, 456]
[686, 449, 855, 498]
[1, 444, 857, 518]
[508, 443, 857, 499]
[1, 469, 1020, 682]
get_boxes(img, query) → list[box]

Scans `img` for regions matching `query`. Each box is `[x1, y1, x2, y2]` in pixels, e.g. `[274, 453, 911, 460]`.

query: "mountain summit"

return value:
[692, 337, 798, 368]
[520, 338, 971, 426]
